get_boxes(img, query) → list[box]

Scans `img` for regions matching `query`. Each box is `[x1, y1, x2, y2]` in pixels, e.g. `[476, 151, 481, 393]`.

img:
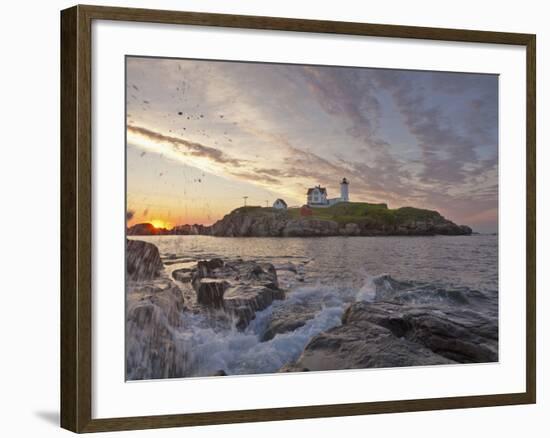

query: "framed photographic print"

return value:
[60, 4, 536, 433]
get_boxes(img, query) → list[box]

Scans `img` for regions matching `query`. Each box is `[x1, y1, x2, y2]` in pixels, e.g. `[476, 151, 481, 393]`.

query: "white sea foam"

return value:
[164, 282, 354, 377]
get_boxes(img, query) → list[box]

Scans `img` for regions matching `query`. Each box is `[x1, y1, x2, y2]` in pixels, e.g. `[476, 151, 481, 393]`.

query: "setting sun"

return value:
[150, 219, 170, 230]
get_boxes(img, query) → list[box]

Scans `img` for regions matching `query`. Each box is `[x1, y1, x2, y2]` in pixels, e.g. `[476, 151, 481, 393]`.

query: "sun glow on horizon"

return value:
[150, 219, 171, 229]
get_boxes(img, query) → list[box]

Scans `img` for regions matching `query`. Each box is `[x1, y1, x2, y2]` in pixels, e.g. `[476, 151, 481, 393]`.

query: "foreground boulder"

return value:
[126, 279, 187, 380]
[261, 302, 315, 341]
[189, 258, 285, 329]
[224, 284, 285, 329]
[172, 268, 193, 283]
[196, 279, 229, 307]
[343, 301, 498, 363]
[283, 319, 453, 371]
[126, 239, 164, 281]
[282, 299, 497, 372]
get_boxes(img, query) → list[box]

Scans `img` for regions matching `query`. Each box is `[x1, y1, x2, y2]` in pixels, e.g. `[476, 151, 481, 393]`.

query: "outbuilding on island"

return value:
[273, 198, 288, 209]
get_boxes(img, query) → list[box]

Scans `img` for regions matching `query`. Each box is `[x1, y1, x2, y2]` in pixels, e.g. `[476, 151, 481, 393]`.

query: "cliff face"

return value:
[209, 205, 472, 237]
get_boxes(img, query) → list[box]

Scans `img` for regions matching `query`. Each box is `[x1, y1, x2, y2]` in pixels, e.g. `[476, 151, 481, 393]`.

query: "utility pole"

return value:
[243, 196, 248, 206]
[265, 200, 268, 207]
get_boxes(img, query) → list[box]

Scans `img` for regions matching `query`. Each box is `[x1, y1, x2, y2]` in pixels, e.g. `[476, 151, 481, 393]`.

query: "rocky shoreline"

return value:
[127, 204, 473, 237]
[126, 239, 496, 380]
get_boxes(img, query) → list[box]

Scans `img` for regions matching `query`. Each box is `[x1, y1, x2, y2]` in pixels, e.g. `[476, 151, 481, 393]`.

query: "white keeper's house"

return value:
[307, 178, 349, 207]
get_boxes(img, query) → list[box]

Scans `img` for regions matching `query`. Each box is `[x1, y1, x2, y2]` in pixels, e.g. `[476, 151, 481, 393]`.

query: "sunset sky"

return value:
[126, 57, 498, 232]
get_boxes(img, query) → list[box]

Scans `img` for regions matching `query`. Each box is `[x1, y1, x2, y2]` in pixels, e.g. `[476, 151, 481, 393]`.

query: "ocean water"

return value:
[127, 235, 498, 379]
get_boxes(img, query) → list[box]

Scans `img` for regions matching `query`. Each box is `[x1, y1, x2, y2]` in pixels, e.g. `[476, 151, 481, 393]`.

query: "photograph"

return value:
[125, 56, 499, 381]
[0, 0, 542, 434]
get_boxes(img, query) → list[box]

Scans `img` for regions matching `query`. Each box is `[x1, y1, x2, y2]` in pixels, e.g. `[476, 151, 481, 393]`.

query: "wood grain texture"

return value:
[60, 4, 537, 433]
[60, 5, 78, 432]
[525, 34, 536, 404]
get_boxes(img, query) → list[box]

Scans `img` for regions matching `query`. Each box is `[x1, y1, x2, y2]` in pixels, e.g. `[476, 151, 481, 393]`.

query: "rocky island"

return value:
[128, 202, 472, 237]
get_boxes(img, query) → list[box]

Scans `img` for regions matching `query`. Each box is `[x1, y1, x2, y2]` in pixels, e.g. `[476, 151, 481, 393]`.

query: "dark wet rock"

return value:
[128, 281, 185, 326]
[247, 263, 279, 289]
[195, 258, 224, 272]
[196, 279, 229, 307]
[191, 259, 225, 286]
[274, 262, 307, 288]
[189, 258, 285, 329]
[343, 301, 498, 363]
[192, 261, 209, 284]
[224, 284, 285, 329]
[129, 304, 155, 330]
[207, 258, 224, 269]
[261, 303, 316, 341]
[262, 317, 308, 342]
[126, 239, 164, 281]
[285, 319, 454, 372]
[172, 268, 193, 283]
[211, 369, 227, 376]
[126, 279, 187, 380]
[283, 298, 498, 372]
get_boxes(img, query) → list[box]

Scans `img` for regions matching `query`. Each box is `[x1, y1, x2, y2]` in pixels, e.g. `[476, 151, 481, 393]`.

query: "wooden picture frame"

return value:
[60, 4, 536, 433]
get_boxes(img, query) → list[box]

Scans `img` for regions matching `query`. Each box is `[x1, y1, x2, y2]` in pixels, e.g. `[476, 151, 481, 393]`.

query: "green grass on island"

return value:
[230, 202, 444, 226]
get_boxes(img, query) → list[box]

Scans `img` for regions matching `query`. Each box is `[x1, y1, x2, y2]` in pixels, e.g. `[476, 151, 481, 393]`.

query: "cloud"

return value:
[298, 65, 381, 141]
[229, 171, 281, 185]
[253, 167, 287, 178]
[371, 70, 498, 188]
[127, 125, 245, 166]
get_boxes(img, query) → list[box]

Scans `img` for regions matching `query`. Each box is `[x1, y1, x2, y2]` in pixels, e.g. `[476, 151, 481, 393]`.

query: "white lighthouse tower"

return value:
[340, 177, 349, 202]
